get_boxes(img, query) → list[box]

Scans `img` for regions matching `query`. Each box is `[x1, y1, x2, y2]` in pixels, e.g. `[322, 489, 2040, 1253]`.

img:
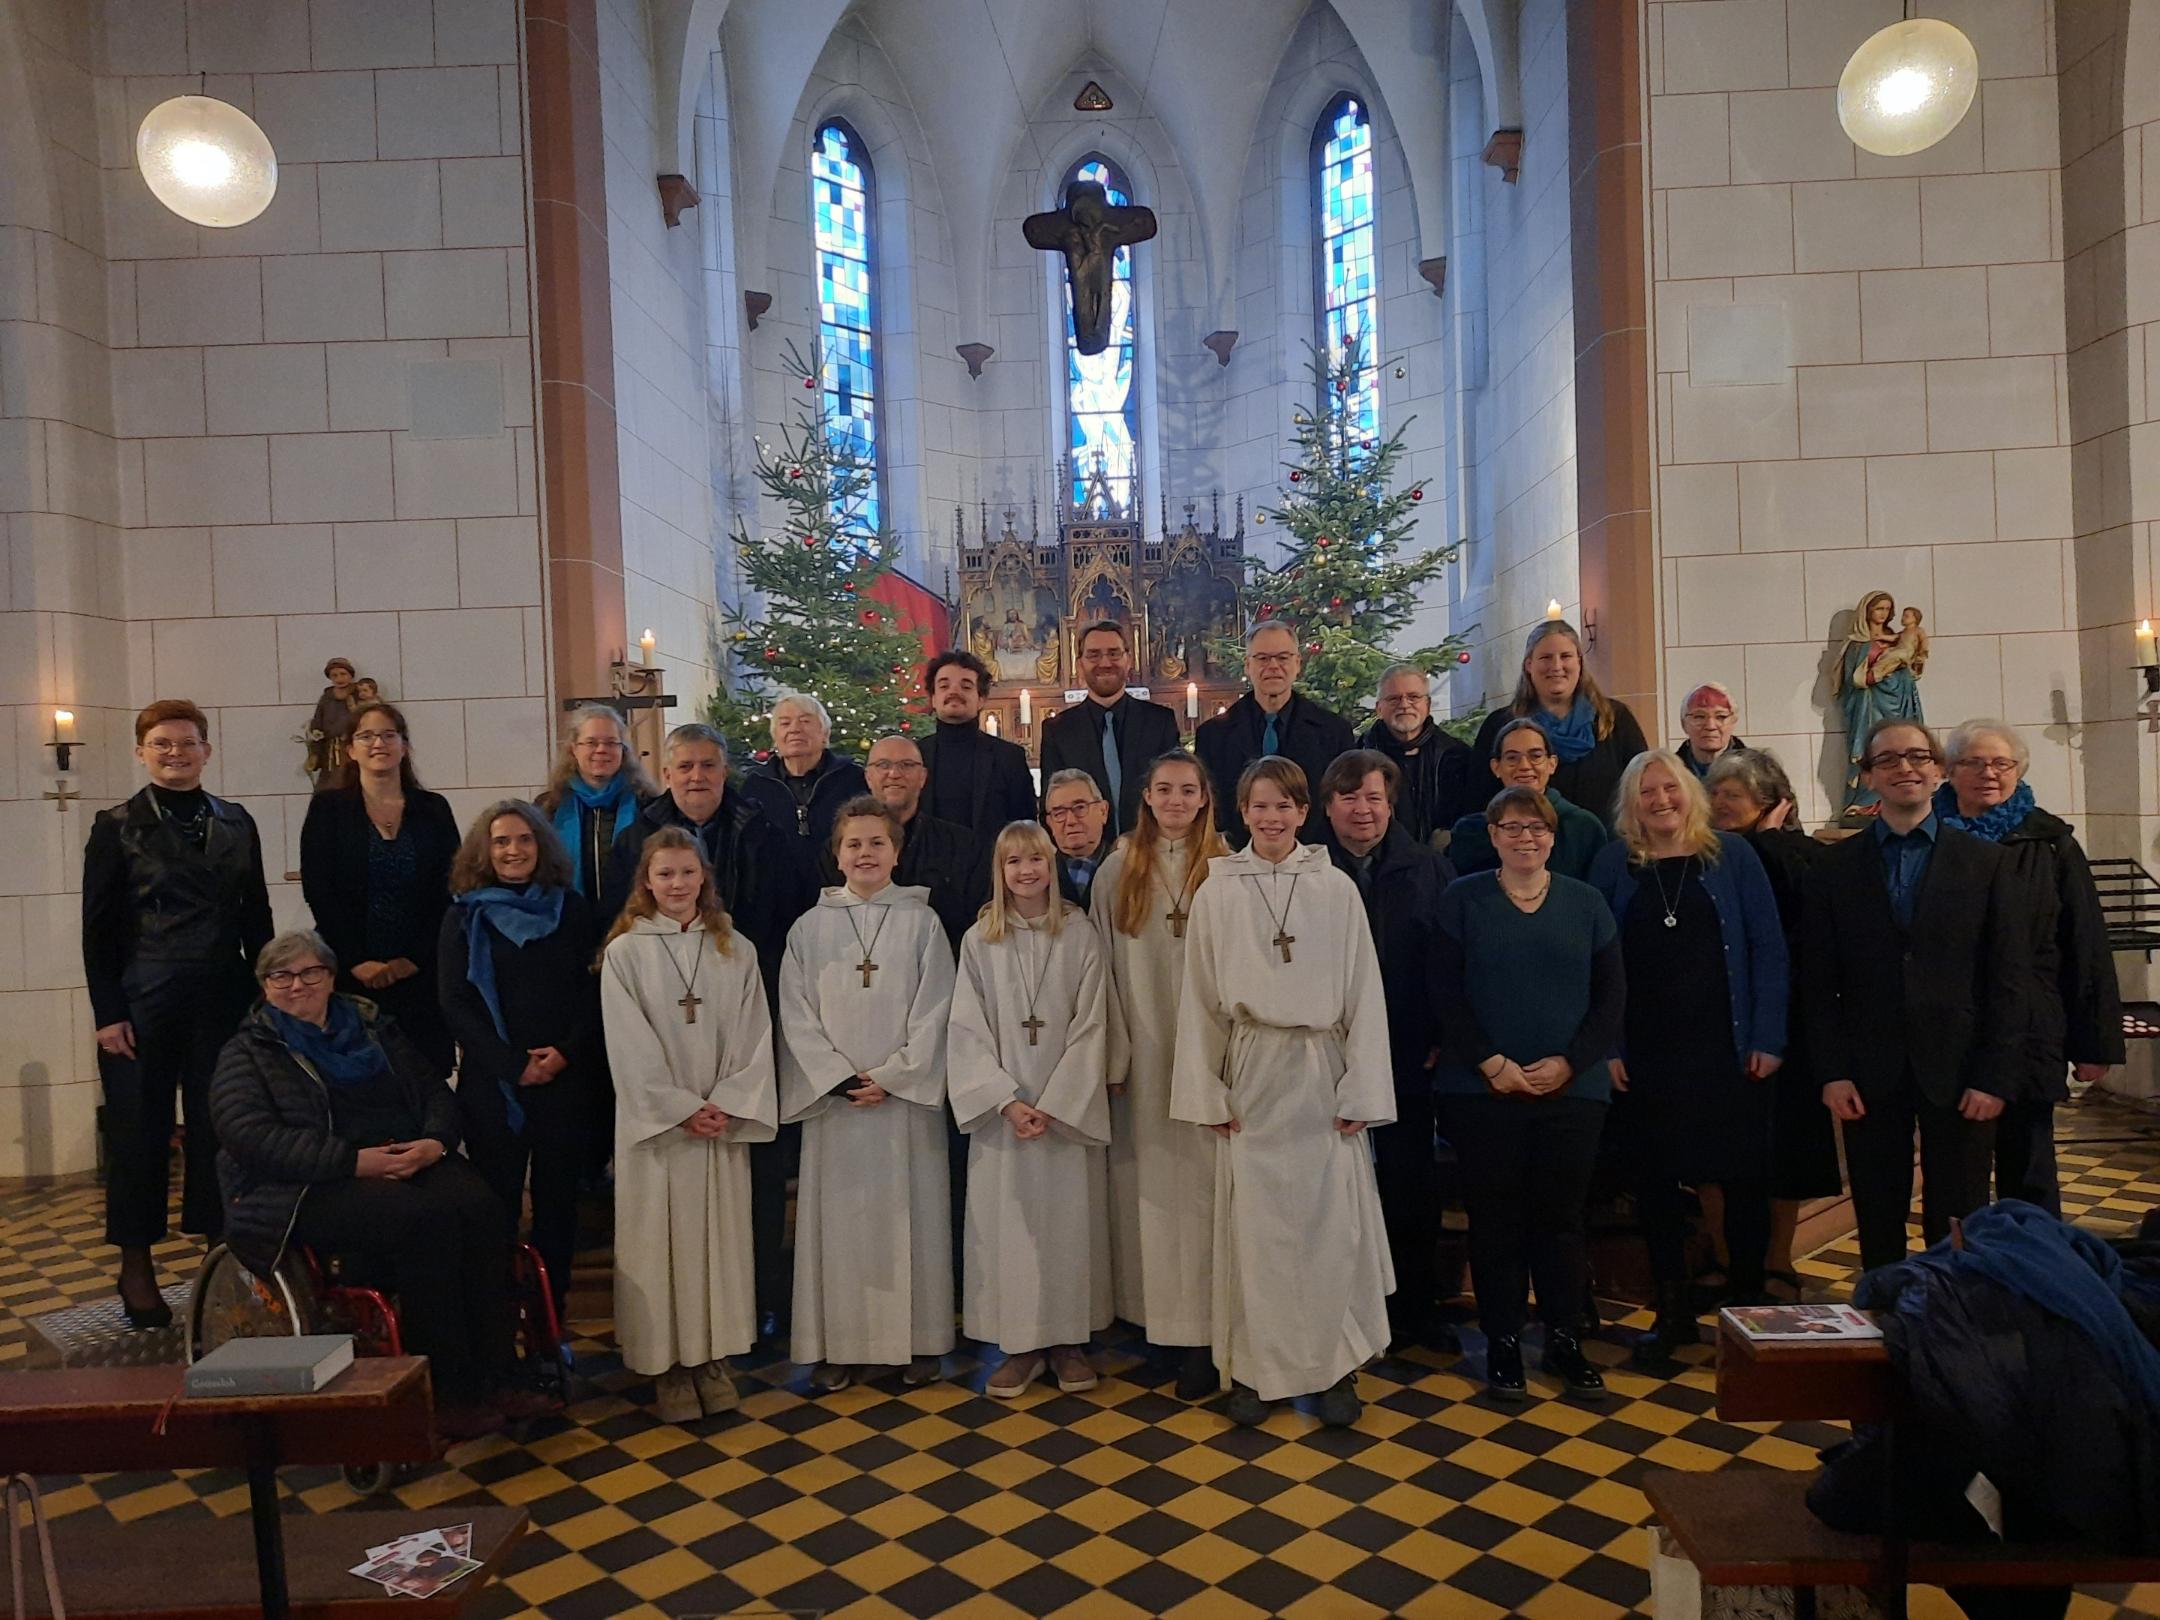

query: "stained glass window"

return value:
[1315, 94, 1380, 447]
[812, 120, 880, 540]
[1064, 154, 1138, 515]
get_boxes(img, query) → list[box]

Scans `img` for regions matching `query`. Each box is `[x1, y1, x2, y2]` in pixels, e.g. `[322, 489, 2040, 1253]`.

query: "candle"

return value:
[1018, 688, 1032, 727]
[53, 709, 76, 744]
[1186, 681, 1199, 719]
[2141, 620, 2156, 664]
[1545, 598, 1564, 621]
[984, 712, 1000, 737]
[639, 628, 656, 665]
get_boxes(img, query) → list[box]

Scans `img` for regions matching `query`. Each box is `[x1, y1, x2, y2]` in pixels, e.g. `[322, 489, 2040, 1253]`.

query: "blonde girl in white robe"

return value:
[950, 820, 1114, 1398]
[1094, 751, 1230, 1401]
[1171, 755, 1395, 1429]
[600, 827, 777, 1425]
[780, 796, 957, 1392]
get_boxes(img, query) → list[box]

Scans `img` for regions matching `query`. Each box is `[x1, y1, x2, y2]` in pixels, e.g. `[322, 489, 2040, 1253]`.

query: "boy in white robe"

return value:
[601, 827, 777, 1423]
[950, 820, 1113, 1397]
[1171, 756, 1395, 1428]
[1095, 752, 1230, 1401]
[780, 796, 957, 1390]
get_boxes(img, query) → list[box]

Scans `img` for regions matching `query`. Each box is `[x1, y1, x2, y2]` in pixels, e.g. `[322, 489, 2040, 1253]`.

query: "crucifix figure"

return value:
[857, 957, 879, 989]
[1022, 1013, 1045, 1046]
[1272, 929, 1296, 964]
[1023, 179, 1158, 356]
[678, 990, 701, 1024]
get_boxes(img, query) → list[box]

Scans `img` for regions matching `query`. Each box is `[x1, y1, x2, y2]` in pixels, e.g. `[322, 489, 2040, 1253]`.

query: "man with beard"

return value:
[1036, 620, 1180, 838]
[854, 733, 990, 953]
[917, 649, 1037, 835]
[1359, 664, 1473, 846]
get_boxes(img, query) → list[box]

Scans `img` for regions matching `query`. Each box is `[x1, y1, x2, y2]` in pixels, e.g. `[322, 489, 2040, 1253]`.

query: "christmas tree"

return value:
[706, 342, 927, 759]
[1231, 335, 1468, 719]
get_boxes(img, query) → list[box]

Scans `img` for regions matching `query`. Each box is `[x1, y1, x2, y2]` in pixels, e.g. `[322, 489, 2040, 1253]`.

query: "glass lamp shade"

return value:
[1837, 18, 1979, 157]
[135, 96, 278, 227]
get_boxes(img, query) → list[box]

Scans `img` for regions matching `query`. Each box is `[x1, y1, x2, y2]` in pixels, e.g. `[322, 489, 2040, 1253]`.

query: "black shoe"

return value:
[1174, 1345, 1219, 1402]
[1540, 1330, 1607, 1400]
[1484, 1333, 1526, 1400]
[122, 1295, 173, 1331]
[1631, 1285, 1699, 1368]
[1573, 1297, 1604, 1341]
[1317, 1374, 1361, 1428]
[1224, 1383, 1269, 1426]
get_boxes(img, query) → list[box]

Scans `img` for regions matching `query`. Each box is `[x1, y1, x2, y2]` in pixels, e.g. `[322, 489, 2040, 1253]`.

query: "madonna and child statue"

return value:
[1833, 589, 1930, 820]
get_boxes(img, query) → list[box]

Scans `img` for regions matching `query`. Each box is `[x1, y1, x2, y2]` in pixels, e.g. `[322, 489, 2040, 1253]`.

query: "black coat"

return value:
[211, 997, 459, 1280]
[83, 787, 274, 1026]
[1995, 806, 2125, 1099]
[1800, 824, 2029, 1108]
[1037, 694, 1183, 836]
[1326, 821, 1453, 1091]
[1745, 825, 1843, 1200]
[821, 809, 989, 953]
[436, 887, 601, 1095]
[918, 721, 1037, 836]
[1358, 717, 1476, 846]
[1470, 700, 1649, 829]
[738, 750, 870, 860]
[1194, 691, 1357, 847]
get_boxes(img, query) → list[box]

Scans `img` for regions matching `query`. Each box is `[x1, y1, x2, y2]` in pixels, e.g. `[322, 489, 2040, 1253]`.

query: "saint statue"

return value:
[1832, 591, 1928, 818]
[1023, 180, 1158, 356]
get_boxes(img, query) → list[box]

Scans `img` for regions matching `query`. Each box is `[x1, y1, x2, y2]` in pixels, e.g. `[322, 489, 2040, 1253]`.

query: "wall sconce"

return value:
[50, 708, 78, 771]
[1583, 608, 1599, 650]
[2137, 620, 2159, 695]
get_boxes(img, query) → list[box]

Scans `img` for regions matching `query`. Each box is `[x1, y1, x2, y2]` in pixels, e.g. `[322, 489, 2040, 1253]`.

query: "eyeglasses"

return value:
[866, 760, 925, 775]
[1497, 751, 1552, 765]
[1953, 756, 2019, 776]
[1249, 653, 1296, 669]
[142, 738, 204, 755]
[1046, 804, 1103, 821]
[1493, 821, 1554, 838]
[572, 738, 623, 752]
[1684, 709, 1735, 724]
[1864, 749, 1939, 771]
[351, 729, 402, 746]
[264, 966, 333, 988]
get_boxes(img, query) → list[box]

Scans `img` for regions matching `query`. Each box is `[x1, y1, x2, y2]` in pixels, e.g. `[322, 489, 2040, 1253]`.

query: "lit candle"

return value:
[984, 712, 1000, 737]
[1018, 688, 1032, 727]
[639, 628, 656, 665]
[2141, 620, 2156, 664]
[1545, 598, 1564, 621]
[53, 709, 76, 744]
[1186, 681, 1199, 719]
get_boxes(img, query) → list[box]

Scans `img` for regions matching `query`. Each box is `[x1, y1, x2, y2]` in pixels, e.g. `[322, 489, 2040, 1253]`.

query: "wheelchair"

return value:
[186, 1239, 569, 1495]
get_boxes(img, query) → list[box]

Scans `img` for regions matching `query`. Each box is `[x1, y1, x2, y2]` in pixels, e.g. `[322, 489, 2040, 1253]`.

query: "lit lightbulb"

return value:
[1837, 18, 1978, 157]
[136, 96, 278, 227]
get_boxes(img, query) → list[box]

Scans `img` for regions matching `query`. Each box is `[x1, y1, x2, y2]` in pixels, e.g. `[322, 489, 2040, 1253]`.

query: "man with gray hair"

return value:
[1043, 768, 1111, 907]
[1194, 619, 1355, 846]
[1358, 662, 1472, 846]
[739, 691, 869, 861]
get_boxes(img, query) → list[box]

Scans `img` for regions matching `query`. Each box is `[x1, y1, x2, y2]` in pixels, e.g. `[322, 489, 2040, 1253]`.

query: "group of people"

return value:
[80, 612, 2121, 1440]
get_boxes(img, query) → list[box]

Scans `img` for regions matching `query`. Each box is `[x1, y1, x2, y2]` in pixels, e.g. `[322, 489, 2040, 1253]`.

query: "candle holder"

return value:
[2138, 663, 2160, 698]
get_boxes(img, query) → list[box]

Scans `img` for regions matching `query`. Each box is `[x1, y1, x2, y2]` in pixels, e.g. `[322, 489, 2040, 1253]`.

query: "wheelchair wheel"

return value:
[341, 1462, 400, 1497]
[186, 1244, 318, 1363]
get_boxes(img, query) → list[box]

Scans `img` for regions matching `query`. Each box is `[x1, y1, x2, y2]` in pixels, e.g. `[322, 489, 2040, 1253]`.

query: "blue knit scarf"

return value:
[1533, 697, 1599, 763]
[268, 997, 388, 1086]
[1933, 779, 2034, 843]
[452, 884, 566, 1132]
[551, 775, 640, 895]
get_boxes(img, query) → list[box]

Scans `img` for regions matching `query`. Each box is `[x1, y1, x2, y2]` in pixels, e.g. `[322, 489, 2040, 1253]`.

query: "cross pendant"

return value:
[1273, 931, 1295, 963]
[1165, 906, 1187, 939]
[857, 957, 878, 989]
[678, 991, 701, 1024]
[1022, 1014, 1045, 1046]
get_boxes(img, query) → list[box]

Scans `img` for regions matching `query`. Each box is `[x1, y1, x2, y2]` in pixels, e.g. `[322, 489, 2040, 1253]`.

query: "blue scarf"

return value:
[551, 775, 639, 895]
[453, 884, 567, 1133]
[1533, 697, 1599, 763]
[1932, 779, 2034, 843]
[268, 998, 388, 1086]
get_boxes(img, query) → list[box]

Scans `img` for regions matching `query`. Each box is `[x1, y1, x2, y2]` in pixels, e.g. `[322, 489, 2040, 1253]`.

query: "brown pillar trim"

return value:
[1567, 0, 1657, 724]
[526, 0, 626, 705]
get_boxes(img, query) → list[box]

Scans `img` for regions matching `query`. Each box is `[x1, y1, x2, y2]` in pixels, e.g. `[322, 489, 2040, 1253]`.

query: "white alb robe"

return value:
[602, 916, 777, 1377]
[1170, 842, 1396, 1401]
[779, 884, 957, 1366]
[1094, 841, 1216, 1343]
[948, 907, 1113, 1351]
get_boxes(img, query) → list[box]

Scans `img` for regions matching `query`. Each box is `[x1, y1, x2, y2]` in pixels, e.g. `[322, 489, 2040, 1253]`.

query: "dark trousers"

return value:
[101, 964, 251, 1247]
[751, 1125, 799, 1331]
[1639, 1174, 1772, 1298]
[1844, 1076, 1996, 1272]
[293, 1156, 513, 1400]
[1372, 1087, 1441, 1338]
[458, 1067, 588, 1307]
[1992, 1099, 2060, 1216]
[1441, 1093, 1606, 1338]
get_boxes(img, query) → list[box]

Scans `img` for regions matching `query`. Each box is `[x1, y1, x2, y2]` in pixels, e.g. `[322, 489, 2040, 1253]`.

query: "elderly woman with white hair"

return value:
[740, 692, 870, 860]
[1676, 683, 1745, 779]
[1936, 719, 2122, 1212]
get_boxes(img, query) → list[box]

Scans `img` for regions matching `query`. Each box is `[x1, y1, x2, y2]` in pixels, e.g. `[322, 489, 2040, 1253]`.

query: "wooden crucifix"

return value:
[857, 956, 879, 989]
[1023, 180, 1158, 356]
[678, 990, 701, 1023]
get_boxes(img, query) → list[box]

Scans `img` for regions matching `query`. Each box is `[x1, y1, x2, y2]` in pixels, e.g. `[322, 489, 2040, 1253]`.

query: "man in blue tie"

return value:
[1035, 620, 1181, 837]
[1044, 769, 1112, 909]
[1194, 620, 1355, 847]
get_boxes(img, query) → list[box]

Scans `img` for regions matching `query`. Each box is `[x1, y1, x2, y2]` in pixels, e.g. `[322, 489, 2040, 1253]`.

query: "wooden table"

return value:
[0, 1359, 448, 1620]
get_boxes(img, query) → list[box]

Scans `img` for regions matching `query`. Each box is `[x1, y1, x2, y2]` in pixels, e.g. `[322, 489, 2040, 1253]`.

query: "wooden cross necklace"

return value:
[1016, 919, 1056, 1045]
[1245, 870, 1301, 963]
[844, 902, 892, 990]
[659, 923, 705, 1023]
[1155, 872, 1189, 938]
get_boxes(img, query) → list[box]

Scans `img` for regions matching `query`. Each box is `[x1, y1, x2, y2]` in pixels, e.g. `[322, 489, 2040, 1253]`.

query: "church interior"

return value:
[5, 0, 2160, 1615]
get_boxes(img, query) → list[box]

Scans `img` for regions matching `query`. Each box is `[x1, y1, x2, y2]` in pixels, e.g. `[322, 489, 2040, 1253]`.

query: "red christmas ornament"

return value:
[1306, 640, 1321, 654]
[843, 581, 857, 593]
[1260, 603, 1275, 616]
[1329, 596, 1343, 609]
[900, 718, 913, 731]
[1411, 487, 1424, 502]
[802, 375, 816, 389]
[1456, 650, 1472, 664]
[788, 467, 803, 480]
[859, 609, 881, 626]
[1289, 471, 1302, 483]
[763, 647, 778, 661]
[1336, 378, 1348, 393]
[1316, 537, 1330, 549]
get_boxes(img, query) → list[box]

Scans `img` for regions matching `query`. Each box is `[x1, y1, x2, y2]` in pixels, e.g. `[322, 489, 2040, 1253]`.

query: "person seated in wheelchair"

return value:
[209, 929, 554, 1441]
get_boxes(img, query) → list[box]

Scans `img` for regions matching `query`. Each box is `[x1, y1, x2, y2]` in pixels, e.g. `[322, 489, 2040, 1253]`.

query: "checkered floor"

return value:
[8, 1097, 2160, 1619]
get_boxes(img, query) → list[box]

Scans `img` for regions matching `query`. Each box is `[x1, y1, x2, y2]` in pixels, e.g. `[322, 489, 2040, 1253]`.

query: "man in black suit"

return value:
[1044, 769, 1112, 909]
[917, 648, 1037, 835]
[1359, 663, 1474, 846]
[1036, 619, 1182, 838]
[1195, 619, 1356, 846]
[1801, 720, 2028, 1272]
[858, 733, 989, 953]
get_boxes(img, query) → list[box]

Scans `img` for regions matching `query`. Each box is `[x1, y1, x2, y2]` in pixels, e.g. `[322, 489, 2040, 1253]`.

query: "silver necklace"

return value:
[1649, 853, 1694, 928]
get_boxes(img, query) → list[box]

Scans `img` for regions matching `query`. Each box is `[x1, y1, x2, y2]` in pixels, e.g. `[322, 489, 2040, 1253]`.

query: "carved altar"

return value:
[951, 474, 1248, 757]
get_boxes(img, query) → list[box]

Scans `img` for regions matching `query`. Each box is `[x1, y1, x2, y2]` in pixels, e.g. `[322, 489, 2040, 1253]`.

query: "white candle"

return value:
[1018, 688, 1032, 727]
[1186, 681, 1199, 719]
[984, 712, 1000, 737]
[53, 708, 77, 744]
[1545, 598, 1564, 621]
[2141, 620, 2156, 664]
[639, 628, 656, 665]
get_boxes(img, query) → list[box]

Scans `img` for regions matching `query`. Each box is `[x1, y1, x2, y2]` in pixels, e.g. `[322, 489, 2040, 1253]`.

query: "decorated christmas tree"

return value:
[706, 342, 928, 759]
[1233, 335, 1468, 719]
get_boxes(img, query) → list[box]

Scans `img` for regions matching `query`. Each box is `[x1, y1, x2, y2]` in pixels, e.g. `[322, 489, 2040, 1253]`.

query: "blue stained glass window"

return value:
[1315, 95, 1380, 449]
[1065, 155, 1138, 515]
[812, 120, 880, 540]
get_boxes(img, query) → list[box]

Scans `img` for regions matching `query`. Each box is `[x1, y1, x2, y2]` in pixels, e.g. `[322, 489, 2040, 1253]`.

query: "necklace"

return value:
[1154, 867, 1190, 938]
[1502, 875, 1552, 912]
[844, 902, 891, 990]
[364, 790, 404, 839]
[1649, 853, 1693, 928]
[658, 923, 705, 1022]
[1016, 919, 1056, 1045]
[1244, 870, 1300, 962]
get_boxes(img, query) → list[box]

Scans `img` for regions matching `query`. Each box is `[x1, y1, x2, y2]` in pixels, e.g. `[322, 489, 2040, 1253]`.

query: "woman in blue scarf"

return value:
[1469, 620, 1648, 830]
[1936, 719, 2122, 1214]
[537, 704, 657, 901]
[437, 801, 600, 1305]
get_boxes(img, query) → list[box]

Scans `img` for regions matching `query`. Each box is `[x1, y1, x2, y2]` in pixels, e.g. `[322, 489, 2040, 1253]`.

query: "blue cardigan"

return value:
[1587, 830, 1789, 1061]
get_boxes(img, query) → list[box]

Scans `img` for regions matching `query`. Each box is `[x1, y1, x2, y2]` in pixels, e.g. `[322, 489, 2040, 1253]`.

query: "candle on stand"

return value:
[984, 711, 1000, 737]
[1186, 681, 1198, 719]
[1545, 598, 1565, 621]
[52, 709, 77, 744]
[639, 628, 656, 665]
[1018, 688, 1032, 728]
[2141, 620, 2156, 664]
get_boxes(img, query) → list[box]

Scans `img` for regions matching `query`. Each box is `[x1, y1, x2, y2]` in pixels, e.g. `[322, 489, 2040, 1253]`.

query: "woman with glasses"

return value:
[1590, 752, 1787, 1363]
[1937, 720, 2121, 1212]
[1433, 786, 1623, 1400]
[537, 704, 658, 902]
[300, 701, 461, 1078]
[1676, 683, 1745, 779]
[211, 931, 546, 1442]
[1469, 621, 1648, 829]
[1446, 717, 1608, 879]
[84, 699, 274, 1327]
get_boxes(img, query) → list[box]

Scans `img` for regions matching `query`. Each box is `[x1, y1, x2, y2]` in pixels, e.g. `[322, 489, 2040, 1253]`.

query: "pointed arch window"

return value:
[1063, 153, 1138, 515]
[811, 119, 881, 539]
[1314, 93, 1380, 446]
